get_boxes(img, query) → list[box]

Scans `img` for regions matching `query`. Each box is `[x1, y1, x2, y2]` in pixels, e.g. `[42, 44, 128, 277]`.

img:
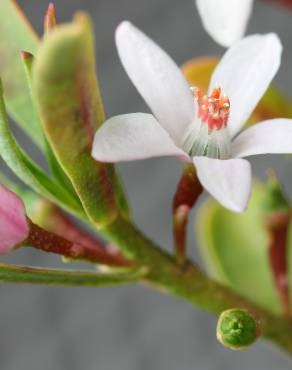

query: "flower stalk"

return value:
[26, 219, 132, 267]
[31, 199, 130, 266]
[173, 163, 202, 264]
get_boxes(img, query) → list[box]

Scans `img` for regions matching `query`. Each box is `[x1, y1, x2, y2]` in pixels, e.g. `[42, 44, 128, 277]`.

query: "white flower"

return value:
[92, 21, 292, 213]
[196, 0, 254, 47]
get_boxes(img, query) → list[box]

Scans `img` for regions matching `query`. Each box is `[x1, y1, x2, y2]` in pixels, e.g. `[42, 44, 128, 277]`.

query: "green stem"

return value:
[101, 217, 292, 354]
[0, 263, 146, 286]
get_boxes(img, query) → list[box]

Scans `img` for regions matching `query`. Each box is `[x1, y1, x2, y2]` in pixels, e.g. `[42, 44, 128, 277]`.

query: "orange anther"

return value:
[190, 86, 230, 131]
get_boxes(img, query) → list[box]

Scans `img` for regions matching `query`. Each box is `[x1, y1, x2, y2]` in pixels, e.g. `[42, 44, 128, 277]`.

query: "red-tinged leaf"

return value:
[267, 212, 291, 315]
[33, 13, 123, 227]
[44, 3, 57, 34]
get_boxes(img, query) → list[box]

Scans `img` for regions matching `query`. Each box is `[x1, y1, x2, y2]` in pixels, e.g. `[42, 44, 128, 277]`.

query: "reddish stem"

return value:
[265, 0, 292, 8]
[27, 220, 131, 267]
[173, 205, 191, 264]
[173, 164, 203, 264]
[36, 203, 130, 265]
[266, 212, 291, 316]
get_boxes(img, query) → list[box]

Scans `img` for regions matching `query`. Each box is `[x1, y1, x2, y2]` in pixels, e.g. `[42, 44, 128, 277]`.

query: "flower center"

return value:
[194, 86, 230, 131]
[182, 86, 231, 159]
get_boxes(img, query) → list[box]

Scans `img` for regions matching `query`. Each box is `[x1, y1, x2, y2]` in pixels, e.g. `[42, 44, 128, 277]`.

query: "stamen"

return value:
[194, 86, 230, 132]
[182, 86, 231, 160]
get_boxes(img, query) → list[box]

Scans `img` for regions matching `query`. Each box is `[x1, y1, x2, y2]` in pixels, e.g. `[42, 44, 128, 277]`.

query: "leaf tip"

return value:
[44, 2, 57, 34]
[20, 50, 33, 61]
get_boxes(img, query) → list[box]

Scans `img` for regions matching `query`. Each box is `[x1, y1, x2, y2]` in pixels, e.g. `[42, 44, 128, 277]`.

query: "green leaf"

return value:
[182, 57, 292, 125]
[196, 183, 282, 315]
[33, 13, 125, 227]
[0, 81, 85, 218]
[20, 50, 79, 197]
[0, 2, 78, 202]
[0, 0, 43, 147]
[0, 263, 146, 286]
[108, 165, 131, 220]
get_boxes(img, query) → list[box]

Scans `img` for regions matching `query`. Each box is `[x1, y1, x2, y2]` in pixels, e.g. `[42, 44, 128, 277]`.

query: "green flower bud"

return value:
[216, 309, 260, 350]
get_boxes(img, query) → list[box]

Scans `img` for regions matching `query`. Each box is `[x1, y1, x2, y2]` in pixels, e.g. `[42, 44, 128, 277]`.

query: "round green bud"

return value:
[216, 309, 260, 350]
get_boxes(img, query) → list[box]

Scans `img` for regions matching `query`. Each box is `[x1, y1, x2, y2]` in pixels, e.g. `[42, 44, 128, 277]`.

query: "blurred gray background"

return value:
[1, 0, 292, 369]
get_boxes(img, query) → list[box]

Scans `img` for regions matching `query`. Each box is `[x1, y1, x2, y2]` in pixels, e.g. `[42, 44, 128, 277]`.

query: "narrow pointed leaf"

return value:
[0, 81, 84, 218]
[182, 57, 292, 125]
[0, 263, 146, 286]
[44, 3, 57, 34]
[33, 13, 124, 227]
[196, 183, 282, 315]
[0, 0, 43, 147]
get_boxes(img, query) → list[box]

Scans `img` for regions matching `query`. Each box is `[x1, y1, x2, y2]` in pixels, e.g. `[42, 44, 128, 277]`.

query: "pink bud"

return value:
[0, 184, 29, 254]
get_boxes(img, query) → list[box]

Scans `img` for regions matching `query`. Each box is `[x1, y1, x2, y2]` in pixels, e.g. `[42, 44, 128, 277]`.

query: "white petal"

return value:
[196, 0, 253, 47]
[115, 21, 196, 145]
[92, 113, 187, 162]
[193, 157, 252, 212]
[210, 33, 282, 137]
[232, 119, 292, 158]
